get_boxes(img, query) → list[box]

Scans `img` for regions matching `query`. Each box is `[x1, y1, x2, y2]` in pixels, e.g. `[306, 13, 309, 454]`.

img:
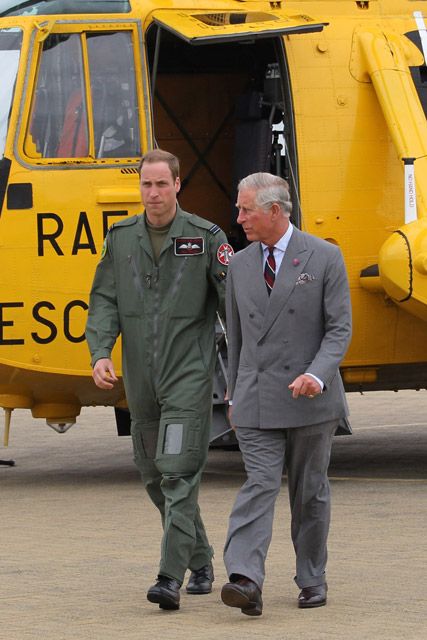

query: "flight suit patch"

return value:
[100, 238, 107, 260]
[217, 243, 234, 266]
[174, 237, 204, 256]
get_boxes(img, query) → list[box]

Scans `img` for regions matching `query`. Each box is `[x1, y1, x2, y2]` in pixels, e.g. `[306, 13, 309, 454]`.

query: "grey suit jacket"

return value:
[226, 227, 352, 429]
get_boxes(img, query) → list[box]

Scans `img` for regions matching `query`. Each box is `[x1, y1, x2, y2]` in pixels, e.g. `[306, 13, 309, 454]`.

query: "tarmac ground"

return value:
[1, 389, 426, 640]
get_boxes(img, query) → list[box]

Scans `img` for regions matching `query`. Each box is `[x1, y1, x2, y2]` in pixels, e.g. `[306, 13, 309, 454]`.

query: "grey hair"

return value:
[238, 172, 292, 217]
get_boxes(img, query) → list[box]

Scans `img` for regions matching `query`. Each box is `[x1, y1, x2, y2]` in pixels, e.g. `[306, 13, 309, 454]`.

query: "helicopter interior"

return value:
[146, 26, 299, 245]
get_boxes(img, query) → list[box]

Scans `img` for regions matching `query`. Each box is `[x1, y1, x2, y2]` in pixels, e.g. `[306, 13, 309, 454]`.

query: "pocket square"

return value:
[296, 273, 316, 286]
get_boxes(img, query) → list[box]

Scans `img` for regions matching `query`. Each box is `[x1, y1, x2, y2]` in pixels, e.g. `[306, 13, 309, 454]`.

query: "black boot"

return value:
[186, 562, 214, 594]
[147, 576, 181, 610]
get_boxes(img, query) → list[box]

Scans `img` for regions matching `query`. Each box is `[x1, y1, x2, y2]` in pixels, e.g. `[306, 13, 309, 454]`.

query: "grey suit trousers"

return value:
[223, 421, 338, 590]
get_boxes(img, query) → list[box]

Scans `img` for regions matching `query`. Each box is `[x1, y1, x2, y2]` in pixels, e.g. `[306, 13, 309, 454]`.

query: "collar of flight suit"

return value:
[137, 205, 191, 262]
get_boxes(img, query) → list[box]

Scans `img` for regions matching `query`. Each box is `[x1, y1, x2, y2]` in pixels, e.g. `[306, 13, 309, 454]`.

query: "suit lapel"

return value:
[258, 228, 313, 341]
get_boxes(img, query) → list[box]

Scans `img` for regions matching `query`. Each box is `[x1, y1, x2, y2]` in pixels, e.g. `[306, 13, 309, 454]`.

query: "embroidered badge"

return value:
[296, 273, 316, 286]
[174, 237, 204, 256]
[217, 243, 234, 266]
[100, 238, 107, 260]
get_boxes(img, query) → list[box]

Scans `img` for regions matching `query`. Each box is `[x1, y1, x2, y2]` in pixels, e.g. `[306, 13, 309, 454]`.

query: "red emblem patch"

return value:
[217, 243, 234, 266]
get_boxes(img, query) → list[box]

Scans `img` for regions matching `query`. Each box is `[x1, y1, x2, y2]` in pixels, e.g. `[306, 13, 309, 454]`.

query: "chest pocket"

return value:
[117, 254, 144, 316]
[168, 254, 208, 318]
[292, 277, 323, 300]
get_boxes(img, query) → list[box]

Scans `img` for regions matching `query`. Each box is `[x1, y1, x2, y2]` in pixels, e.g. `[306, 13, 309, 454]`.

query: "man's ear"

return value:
[270, 202, 281, 219]
[175, 177, 181, 194]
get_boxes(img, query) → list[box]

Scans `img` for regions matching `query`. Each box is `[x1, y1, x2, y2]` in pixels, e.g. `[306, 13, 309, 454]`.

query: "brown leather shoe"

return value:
[298, 583, 328, 608]
[221, 577, 263, 616]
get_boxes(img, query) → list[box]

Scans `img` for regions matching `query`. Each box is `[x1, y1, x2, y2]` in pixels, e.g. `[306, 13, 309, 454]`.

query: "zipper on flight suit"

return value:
[152, 257, 188, 377]
[152, 265, 160, 379]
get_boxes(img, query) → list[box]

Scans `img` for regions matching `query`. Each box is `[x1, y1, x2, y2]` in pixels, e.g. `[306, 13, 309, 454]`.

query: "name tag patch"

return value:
[174, 237, 204, 256]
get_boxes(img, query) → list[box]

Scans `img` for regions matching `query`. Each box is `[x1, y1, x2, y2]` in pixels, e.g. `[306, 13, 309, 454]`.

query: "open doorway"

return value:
[146, 26, 298, 249]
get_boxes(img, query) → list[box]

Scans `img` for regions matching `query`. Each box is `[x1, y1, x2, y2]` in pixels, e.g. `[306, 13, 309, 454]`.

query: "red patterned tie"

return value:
[264, 246, 276, 295]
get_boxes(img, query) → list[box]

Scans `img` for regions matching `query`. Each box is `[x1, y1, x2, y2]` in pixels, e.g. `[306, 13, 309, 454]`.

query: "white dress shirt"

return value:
[261, 223, 293, 274]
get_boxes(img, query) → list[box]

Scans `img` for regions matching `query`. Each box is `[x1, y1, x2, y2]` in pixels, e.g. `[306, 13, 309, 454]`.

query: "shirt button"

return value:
[249, 313, 255, 319]
[288, 308, 295, 314]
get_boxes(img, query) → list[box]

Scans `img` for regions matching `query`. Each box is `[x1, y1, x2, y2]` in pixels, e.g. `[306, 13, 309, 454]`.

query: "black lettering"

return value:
[102, 210, 128, 238]
[64, 300, 88, 343]
[0, 302, 24, 345]
[72, 211, 97, 255]
[37, 213, 64, 256]
[31, 301, 57, 344]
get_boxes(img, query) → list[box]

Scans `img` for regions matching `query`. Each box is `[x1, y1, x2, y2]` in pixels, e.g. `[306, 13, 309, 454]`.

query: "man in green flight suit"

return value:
[86, 149, 232, 611]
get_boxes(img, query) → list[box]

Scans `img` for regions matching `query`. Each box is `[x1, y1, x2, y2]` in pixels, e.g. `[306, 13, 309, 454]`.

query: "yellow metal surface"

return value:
[149, 7, 326, 43]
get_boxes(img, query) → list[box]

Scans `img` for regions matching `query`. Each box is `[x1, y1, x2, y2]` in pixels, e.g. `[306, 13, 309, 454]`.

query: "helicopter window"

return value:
[0, 1, 131, 17]
[0, 29, 22, 159]
[26, 33, 88, 158]
[25, 30, 140, 160]
[87, 32, 140, 159]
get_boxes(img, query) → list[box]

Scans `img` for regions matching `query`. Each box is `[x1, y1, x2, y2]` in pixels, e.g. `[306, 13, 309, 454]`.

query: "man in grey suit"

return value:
[221, 172, 352, 616]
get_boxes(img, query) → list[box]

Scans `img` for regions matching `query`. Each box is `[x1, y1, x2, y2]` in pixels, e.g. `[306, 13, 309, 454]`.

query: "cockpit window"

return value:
[0, 29, 22, 159]
[0, 1, 131, 17]
[25, 30, 140, 160]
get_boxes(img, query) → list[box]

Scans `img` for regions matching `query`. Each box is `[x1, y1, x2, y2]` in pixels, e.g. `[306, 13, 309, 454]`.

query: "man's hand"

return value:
[227, 404, 237, 431]
[288, 374, 321, 399]
[92, 358, 118, 389]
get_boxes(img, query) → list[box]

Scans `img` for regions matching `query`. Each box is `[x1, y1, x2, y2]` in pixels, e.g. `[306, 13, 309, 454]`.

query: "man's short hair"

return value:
[138, 149, 180, 181]
[238, 172, 292, 217]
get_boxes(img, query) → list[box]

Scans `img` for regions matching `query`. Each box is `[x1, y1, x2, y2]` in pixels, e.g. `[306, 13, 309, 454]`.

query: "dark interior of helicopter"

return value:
[146, 26, 298, 246]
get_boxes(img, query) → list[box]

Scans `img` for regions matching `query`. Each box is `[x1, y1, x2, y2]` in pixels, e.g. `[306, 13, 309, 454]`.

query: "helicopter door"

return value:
[149, 9, 327, 44]
[1, 21, 146, 381]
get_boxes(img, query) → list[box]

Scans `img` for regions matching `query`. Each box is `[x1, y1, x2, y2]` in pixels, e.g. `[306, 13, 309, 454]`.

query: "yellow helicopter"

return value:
[1, 0, 427, 451]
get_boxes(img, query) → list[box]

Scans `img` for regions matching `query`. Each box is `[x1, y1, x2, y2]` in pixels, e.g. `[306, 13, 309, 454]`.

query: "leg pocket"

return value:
[131, 420, 158, 468]
[155, 414, 203, 475]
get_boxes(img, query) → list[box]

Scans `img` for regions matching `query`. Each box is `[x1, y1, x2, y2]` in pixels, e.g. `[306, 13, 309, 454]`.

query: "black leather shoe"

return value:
[147, 576, 181, 610]
[221, 577, 263, 616]
[186, 562, 214, 594]
[298, 583, 328, 608]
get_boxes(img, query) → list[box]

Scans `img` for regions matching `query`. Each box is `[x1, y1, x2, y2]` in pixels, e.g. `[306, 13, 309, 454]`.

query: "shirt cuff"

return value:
[305, 372, 324, 391]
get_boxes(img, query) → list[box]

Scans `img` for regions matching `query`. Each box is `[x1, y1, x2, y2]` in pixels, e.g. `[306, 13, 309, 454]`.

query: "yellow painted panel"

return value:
[149, 8, 326, 44]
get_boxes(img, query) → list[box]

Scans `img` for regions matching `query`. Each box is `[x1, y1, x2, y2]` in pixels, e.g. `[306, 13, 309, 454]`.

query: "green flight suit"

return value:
[86, 206, 228, 583]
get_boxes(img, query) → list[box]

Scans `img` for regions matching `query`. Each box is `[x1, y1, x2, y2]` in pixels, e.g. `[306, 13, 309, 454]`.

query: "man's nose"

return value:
[236, 210, 245, 224]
